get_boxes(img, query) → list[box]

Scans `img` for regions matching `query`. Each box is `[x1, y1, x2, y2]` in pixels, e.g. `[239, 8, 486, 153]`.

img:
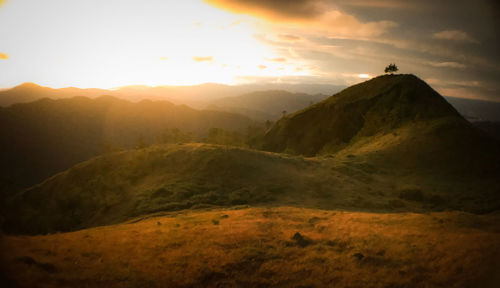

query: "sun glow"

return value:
[0, 0, 310, 88]
[358, 74, 371, 79]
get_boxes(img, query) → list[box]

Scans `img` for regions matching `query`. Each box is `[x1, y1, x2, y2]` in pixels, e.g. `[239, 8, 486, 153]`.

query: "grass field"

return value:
[2, 207, 499, 287]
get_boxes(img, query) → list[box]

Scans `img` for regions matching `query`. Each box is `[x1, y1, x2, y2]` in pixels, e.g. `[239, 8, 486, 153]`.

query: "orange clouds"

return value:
[204, 0, 322, 22]
[265, 57, 286, 62]
[192, 56, 214, 62]
[277, 34, 301, 42]
[205, 0, 397, 38]
[0, 53, 9, 59]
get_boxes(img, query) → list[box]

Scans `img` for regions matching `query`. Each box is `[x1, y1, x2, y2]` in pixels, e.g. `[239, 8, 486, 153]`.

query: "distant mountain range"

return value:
[445, 96, 500, 122]
[0, 82, 345, 109]
[207, 90, 329, 121]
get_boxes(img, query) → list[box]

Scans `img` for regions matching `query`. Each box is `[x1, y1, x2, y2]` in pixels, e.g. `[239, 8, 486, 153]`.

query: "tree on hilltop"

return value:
[384, 63, 399, 74]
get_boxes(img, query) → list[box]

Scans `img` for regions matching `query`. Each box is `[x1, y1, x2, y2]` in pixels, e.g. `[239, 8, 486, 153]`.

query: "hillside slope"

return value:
[4, 143, 500, 234]
[0, 96, 254, 192]
[0, 144, 346, 234]
[262, 74, 500, 173]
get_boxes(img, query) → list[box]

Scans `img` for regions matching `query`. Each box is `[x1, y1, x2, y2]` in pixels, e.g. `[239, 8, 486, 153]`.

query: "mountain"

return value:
[207, 90, 328, 121]
[0, 82, 345, 109]
[0, 83, 111, 107]
[262, 74, 500, 174]
[0, 96, 254, 192]
[445, 96, 500, 122]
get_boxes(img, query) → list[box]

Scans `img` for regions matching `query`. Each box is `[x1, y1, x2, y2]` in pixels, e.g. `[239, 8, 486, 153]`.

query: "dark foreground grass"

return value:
[1, 207, 499, 287]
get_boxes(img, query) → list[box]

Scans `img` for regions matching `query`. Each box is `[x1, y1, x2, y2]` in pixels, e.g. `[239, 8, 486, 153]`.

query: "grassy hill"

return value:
[207, 90, 328, 121]
[3, 143, 499, 234]
[0, 96, 255, 192]
[1, 207, 499, 287]
[262, 74, 500, 174]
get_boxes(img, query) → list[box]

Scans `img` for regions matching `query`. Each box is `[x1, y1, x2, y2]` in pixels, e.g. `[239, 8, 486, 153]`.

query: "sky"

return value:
[0, 0, 499, 101]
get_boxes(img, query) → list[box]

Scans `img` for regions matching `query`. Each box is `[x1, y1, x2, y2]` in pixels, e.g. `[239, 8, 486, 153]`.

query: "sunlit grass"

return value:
[1, 207, 499, 287]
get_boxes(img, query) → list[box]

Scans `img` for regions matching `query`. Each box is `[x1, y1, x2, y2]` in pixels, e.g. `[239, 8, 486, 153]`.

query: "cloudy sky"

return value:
[0, 0, 498, 101]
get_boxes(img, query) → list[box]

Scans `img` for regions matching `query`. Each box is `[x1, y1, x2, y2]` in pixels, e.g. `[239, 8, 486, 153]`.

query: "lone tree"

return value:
[384, 63, 399, 74]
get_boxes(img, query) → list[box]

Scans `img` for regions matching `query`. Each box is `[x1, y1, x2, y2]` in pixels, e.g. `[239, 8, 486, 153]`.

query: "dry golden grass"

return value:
[1, 207, 499, 287]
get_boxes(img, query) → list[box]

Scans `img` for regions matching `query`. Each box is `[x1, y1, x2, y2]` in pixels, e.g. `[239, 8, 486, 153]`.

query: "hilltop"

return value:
[262, 74, 500, 174]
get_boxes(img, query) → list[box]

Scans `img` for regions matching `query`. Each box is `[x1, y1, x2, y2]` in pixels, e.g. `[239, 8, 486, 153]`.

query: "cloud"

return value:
[0, 53, 8, 59]
[205, 0, 397, 38]
[277, 34, 302, 42]
[192, 56, 214, 62]
[320, 10, 397, 37]
[204, 0, 322, 21]
[427, 61, 466, 69]
[265, 57, 287, 62]
[334, 0, 420, 9]
[433, 30, 477, 43]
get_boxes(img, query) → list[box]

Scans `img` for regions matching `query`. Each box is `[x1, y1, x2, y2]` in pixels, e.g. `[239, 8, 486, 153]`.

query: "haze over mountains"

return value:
[0, 96, 255, 193]
[207, 90, 328, 121]
[0, 82, 344, 109]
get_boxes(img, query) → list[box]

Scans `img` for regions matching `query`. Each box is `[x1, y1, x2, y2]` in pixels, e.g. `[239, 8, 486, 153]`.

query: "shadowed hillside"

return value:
[262, 74, 500, 174]
[0, 96, 254, 192]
